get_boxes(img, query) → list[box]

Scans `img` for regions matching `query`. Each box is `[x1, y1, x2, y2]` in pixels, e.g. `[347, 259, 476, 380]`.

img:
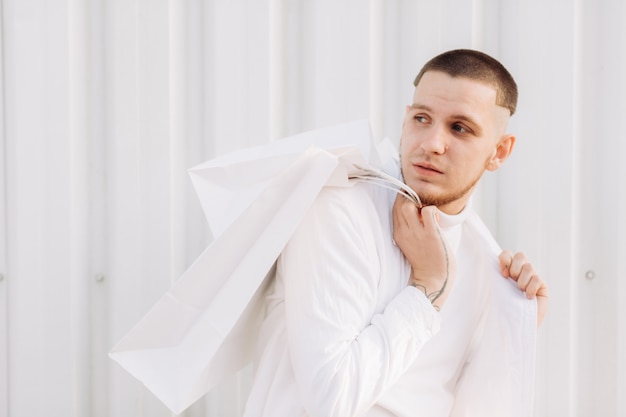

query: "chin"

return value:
[414, 188, 458, 208]
[406, 183, 439, 204]
[416, 195, 443, 207]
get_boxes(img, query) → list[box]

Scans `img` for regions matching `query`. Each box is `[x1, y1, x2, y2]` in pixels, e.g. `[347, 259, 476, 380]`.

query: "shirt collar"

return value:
[436, 199, 472, 231]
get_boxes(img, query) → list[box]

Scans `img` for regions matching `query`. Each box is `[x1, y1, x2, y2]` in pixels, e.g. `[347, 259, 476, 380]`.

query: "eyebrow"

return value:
[410, 103, 482, 135]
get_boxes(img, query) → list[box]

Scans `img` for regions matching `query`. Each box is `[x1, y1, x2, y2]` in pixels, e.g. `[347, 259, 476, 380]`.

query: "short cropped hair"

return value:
[413, 49, 518, 115]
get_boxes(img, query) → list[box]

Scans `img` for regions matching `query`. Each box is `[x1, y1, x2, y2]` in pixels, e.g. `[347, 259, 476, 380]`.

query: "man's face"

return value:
[400, 71, 514, 215]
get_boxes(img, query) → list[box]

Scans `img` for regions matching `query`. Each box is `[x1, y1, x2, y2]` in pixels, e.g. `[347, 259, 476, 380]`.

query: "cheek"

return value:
[399, 144, 408, 169]
[399, 138, 417, 168]
[399, 129, 418, 153]
[399, 135, 408, 157]
[456, 146, 492, 169]
[446, 151, 478, 179]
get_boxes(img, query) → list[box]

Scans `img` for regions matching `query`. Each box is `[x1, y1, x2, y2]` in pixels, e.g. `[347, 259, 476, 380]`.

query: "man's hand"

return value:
[498, 250, 549, 327]
[393, 194, 456, 310]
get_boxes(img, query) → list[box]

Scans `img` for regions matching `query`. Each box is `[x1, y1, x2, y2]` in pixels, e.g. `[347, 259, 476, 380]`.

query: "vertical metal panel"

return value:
[211, 0, 270, 156]
[618, 32, 626, 417]
[294, 0, 370, 133]
[101, 0, 136, 413]
[169, 0, 188, 283]
[183, 0, 213, 254]
[269, 0, 287, 141]
[378, 0, 401, 145]
[3, 0, 76, 415]
[0, 0, 8, 414]
[88, 0, 109, 413]
[104, 0, 172, 415]
[573, 0, 625, 414]
[617, 6, 626, 416]
[68, 0, 92, 415]
[369, 0, 385, 142]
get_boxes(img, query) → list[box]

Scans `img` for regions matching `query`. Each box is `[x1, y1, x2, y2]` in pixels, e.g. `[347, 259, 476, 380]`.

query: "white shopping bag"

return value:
[190, 119, 372, 239]
[110, 120, 373, 414]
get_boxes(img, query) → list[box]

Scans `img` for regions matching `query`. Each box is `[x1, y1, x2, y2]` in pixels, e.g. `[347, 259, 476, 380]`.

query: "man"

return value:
[243, 49, 549, 417]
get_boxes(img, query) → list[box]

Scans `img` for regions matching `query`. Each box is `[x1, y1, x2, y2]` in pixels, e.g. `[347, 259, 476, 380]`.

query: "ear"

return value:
[486, 134, 516, 171]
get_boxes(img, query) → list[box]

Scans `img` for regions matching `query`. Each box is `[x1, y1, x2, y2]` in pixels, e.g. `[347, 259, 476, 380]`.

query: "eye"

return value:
[414, 114, 429, 124]
[451, 123, 470, 134]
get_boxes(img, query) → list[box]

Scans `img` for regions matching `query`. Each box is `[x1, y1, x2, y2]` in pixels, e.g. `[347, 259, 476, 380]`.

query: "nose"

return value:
[419, 125, 447, 155]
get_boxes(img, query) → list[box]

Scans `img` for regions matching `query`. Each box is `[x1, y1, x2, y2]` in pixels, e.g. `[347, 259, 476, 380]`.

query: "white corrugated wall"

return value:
[1, 0, 625, 416]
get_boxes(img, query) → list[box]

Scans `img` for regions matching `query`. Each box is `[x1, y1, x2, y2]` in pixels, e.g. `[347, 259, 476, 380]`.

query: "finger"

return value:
[516, 263, 536, 289]
[537, 294, 549, 327]
[392, 193, 404, 216]
[498, 250, 514, 276]
[400, 200, 422, 230]
[536, 281, 550, 299]
[419, 206, 439, 230]
[508, 252, 528, 279]
[522, 274, 543, 299]
[392, 195, 409, 246]
[392, 194, 404, 229]
[392, 194, 413, 230]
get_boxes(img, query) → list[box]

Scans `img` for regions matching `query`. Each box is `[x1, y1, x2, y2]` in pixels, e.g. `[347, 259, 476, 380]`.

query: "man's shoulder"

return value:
[299, 182, 391, 242]
[463, 209, 502, 257]
[315, 182, 387, 214]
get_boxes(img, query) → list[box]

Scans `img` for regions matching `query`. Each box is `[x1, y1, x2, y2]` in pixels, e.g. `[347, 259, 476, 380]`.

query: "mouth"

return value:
[413, 162, 443, 175]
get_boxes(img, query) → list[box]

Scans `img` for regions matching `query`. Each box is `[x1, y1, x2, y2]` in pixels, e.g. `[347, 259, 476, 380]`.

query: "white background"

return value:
[1, 0, 625, 416]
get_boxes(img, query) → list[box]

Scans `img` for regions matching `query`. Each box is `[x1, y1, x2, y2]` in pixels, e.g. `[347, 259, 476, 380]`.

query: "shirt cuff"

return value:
[375, 286, 441, 355]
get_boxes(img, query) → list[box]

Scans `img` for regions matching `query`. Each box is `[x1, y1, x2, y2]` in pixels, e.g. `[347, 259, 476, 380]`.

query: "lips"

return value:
[414, 162, 443, 175]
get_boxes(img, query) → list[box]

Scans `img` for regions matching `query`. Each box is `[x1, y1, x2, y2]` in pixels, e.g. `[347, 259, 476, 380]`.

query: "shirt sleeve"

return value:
[280, 187, 440, 417]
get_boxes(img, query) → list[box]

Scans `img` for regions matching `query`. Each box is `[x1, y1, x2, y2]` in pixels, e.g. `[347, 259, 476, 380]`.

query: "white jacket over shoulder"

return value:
[244, 156, 536, 417]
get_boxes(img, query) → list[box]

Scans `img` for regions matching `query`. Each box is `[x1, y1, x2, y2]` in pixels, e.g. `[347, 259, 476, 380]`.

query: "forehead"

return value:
[412, 71, 499, 116]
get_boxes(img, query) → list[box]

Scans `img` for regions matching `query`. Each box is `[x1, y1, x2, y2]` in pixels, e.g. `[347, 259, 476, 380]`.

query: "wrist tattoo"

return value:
[409, 211, 450, 311]
[410, 280, 447, 308]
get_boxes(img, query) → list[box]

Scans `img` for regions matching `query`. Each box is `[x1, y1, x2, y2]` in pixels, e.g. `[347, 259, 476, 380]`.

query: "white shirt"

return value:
[244, 164, 536, 417]
[109, 124, 535, 416]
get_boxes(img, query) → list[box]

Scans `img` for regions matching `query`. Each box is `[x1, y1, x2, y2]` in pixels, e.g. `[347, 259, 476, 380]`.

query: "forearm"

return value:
[286, 282, 440, 417]
[278, 186, 444, 416]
